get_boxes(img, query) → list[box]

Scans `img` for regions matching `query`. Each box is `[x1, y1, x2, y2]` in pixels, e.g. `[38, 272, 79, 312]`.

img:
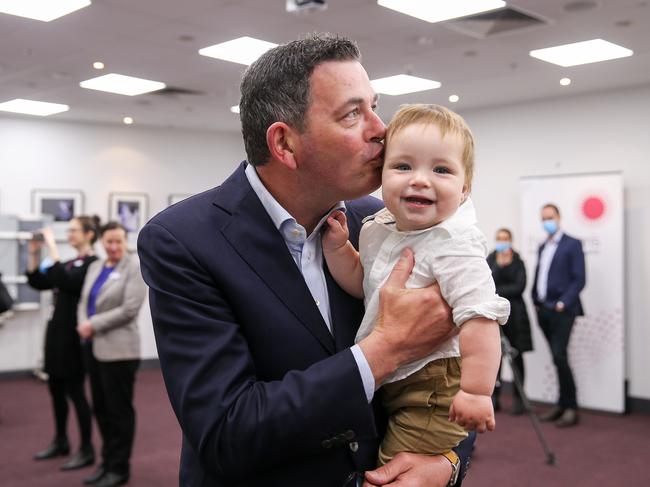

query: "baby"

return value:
[323, 104, 509, 464]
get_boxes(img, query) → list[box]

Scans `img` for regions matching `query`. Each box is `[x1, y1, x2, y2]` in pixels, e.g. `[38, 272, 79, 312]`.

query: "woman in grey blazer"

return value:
[77, 221, 146, 487]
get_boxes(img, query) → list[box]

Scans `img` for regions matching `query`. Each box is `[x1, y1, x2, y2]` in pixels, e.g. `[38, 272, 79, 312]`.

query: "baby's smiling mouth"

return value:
[404, 196, 434, 206]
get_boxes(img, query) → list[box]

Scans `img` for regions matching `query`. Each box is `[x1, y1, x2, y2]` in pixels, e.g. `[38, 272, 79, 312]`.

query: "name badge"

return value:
[109, 272, 121, 280]
[73, 259, 84, 267]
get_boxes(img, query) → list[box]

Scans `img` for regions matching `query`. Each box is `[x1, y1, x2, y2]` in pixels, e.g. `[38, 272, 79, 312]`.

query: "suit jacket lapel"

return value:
[214, 164, 336, 355]
[548, 234, 566, 274]
[324, 263, 364, 352]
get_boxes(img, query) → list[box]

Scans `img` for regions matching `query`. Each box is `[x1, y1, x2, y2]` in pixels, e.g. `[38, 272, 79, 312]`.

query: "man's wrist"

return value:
[441, 450, 460, 486]
[358, 332, 398, 385]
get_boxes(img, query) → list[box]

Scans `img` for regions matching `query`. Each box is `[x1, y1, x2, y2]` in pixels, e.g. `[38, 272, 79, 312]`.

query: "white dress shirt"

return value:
[535, 230, 564, 301]
[245, 164, 375, 401]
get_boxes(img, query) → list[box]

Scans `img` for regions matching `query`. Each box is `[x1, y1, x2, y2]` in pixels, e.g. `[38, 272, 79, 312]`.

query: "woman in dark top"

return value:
[26, 216, 99, 470]
[487, 228, 533, 415]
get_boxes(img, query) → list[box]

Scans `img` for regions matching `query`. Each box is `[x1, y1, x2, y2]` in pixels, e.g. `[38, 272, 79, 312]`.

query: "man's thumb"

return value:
[384, 248, 414, 289]
[364, 461, 396, 484]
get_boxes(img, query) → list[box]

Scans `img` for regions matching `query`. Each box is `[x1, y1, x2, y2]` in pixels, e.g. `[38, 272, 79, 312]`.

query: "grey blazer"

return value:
[78, 252, 146, 361]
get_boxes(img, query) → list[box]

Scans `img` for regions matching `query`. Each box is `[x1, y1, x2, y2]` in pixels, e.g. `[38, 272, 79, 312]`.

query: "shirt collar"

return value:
[245, 163, 345, 239]
[371, 196, 478, 237]
[548, 229, 564, 244]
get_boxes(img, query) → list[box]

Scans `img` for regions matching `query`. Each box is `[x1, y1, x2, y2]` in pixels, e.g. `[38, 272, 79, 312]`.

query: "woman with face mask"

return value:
[487, 228, 533, 415]
[26, 216, 99, 470]
[77, 222, 146, 487]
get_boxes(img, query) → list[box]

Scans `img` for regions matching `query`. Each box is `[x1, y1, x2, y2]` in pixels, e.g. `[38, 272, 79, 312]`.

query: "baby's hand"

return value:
[322, 210, 349, 253]
[449, 390, 495, 433]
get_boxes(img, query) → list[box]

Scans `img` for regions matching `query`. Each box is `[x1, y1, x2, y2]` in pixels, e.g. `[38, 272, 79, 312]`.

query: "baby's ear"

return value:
[461, 182, 470, 201]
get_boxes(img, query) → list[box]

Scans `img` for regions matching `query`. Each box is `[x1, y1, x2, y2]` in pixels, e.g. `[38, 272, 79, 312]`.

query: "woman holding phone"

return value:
[26, 216, 99, 470]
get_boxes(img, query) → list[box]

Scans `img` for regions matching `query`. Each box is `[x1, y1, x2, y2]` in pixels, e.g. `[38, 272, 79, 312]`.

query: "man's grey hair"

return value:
[239, 33, 360, 166]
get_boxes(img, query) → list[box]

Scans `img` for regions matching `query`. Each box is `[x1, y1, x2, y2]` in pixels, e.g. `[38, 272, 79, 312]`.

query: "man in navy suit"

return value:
[138, 35, 474, 486]
[532, 203, 586, 427]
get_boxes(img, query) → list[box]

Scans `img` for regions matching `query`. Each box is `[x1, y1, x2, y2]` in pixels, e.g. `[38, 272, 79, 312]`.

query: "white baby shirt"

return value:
[356, 197, 510, 384]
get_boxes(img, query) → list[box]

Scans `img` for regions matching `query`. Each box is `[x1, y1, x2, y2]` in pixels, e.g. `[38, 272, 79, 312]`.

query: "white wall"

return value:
[0, 117, 244, 369]
[1, 85, 649, 401]
[463, 84, 650, 400]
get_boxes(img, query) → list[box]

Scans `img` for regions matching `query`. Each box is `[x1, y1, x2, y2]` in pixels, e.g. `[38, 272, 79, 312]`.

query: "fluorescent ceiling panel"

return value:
[529, 39, 633, 67]
[80, 73, 166, 96]
[199, 36, 278, 65]
[371, 75, 441, 96]
[0, 98, 69, 116]
[377, 0, 506, 23]
[0, 0, 91, 22]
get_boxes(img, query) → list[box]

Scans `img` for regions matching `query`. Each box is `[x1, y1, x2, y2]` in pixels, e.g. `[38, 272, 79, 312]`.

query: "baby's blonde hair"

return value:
[385, 104, 475, 193]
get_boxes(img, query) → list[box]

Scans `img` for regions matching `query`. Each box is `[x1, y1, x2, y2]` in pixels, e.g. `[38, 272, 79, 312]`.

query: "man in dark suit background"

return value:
[532, 203, 586, 428]
[138, 34, 474, 487]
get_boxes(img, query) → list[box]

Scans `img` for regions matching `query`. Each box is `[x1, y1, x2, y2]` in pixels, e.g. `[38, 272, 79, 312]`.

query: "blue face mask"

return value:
[543, 219, 558, 235]
[495, 242, 511, 253]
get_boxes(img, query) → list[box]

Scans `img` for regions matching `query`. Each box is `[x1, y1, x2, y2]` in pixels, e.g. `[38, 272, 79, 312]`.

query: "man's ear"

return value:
[266, 122, 298, 170]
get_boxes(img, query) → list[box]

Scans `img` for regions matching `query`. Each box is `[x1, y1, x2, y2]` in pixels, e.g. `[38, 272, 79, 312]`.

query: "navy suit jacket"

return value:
[139, 163, 386, 486]
[532, 233, 586, 316]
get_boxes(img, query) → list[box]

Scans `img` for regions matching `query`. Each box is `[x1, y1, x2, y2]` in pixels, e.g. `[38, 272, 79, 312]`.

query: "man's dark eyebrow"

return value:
[340, 94, 380, 110]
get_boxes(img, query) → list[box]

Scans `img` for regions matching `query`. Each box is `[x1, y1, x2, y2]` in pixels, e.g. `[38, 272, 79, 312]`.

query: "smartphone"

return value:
[32, 232, 45, 242]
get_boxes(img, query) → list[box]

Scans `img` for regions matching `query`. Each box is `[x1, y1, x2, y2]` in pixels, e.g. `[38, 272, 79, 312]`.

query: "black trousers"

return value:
[48, 375, 92, 447]
[536, 307, 577, 409]
[84, 344, 139, 476]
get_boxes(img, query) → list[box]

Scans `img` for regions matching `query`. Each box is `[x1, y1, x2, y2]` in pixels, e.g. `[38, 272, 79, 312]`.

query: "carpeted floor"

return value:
[0, 368, 180, 487]
[1, 368, 649, 486]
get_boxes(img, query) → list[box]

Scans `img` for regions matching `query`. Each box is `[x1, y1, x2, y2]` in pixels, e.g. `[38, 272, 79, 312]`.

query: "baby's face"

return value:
[381, 123, 467, 231]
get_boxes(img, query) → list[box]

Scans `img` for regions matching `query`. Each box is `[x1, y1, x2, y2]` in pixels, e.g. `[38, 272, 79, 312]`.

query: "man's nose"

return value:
[367, 110, 386, 143]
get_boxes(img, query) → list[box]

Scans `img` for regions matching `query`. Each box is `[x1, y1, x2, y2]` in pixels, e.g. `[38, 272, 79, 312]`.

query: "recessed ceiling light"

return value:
[123, 116, 134, 125]
[230, 105, 240, 114]
[93, 61, 104, 70]
[0, 0, 91, 22]
[80, 73, 165, 96]
[529, 39, 633, 67]
[371, 75, 441, 96]
[560, 77, 572, 86]
[199, 37, 278, 65]
[0, 98, 69, 116]
[449, 94, 460, 103]
[377, 0, 506, 23]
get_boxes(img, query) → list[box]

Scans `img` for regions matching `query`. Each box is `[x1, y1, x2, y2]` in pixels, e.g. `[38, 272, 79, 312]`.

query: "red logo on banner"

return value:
[582, 196, 605, 220]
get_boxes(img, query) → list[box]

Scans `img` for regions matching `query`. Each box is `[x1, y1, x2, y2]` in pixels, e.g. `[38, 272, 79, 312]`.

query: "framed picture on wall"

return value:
[167, 193, 192, 206]
[108, 192, 148, 233]
[31, 189, 84, 223]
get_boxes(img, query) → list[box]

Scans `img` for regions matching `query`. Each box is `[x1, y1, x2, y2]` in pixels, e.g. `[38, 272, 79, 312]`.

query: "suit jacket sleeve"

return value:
[559, 238, 586, 309]
[90, 255, 147, 334]
[138, 222, 376, 482]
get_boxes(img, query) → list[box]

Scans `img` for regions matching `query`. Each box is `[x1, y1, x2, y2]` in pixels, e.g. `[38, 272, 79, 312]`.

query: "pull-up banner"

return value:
[519, 172, 624, 413]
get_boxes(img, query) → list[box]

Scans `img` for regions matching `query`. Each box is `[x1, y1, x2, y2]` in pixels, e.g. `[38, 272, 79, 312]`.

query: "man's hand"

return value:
[322, 210, 349, 254]
[363, 452, 453, 487]
[449, 390, 495, 433]
[359, 248, 456, 384]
